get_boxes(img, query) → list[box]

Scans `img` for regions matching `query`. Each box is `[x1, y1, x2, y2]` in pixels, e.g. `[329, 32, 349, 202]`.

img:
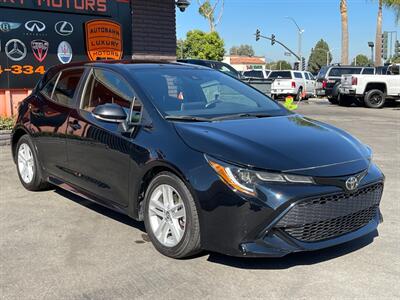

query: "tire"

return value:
[295, 88, 303, 101]
[15, 135, 50, 191]
[327, 96, 338, 104]
[353, 97, 365, 107]
[338, 94, 353, 107]
[364, 89, 386, 109]
[143, 172, 201, 258]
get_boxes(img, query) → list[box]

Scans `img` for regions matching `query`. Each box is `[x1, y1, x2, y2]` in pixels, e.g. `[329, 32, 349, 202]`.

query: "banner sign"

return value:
[85, 20, 123, 61]
[0, 2, 132, 89]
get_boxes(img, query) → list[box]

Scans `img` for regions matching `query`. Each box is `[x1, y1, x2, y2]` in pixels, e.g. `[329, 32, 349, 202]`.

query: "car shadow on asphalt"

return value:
[54, 188, 146, 233]
[206, 230, 378, 269]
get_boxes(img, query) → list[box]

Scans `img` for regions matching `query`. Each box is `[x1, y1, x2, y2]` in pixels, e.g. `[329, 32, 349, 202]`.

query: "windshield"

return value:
[131, 68, 288, 120]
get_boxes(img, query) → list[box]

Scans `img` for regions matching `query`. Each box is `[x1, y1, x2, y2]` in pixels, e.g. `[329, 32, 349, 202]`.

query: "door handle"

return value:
[68, 121, 81, 131]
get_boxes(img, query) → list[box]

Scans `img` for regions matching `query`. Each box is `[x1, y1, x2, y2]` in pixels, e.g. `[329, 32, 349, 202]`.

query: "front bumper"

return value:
[197, 163, 384, 257]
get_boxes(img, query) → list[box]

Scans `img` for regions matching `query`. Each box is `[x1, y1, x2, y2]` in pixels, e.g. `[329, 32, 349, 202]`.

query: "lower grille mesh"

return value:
[276, 183, 383, 242]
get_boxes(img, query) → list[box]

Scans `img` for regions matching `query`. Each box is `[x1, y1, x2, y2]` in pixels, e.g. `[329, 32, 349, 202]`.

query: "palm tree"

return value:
[375, 0, 400, 66]
[340, 0, 349, 65]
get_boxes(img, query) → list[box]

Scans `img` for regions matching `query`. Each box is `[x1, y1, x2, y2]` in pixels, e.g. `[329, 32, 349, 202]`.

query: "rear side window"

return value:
[328, 68, 362, 77]
[294, 72, 303, 79]
[317, 66, 329, 79]
[269, 71, 292, 79]
[41, 68, 84, 107]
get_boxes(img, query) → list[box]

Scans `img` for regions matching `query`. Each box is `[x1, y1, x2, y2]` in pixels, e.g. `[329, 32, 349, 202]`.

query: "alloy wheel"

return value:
[148, 184, 186, 247]
[17, 143, 35, 184]
[370, 93, 383, 106]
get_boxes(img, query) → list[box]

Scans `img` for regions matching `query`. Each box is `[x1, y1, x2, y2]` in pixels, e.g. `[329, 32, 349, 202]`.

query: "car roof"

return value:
[47, 60, 210, 73]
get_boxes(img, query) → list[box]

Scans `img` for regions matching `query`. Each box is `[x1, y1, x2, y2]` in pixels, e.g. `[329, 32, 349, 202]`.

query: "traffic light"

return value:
[271, 34, 276, 46]
[294, 62, 299, 70]
[255, 29, 260, 41]
[301, 57, 306, 71]
[395, 40, 400, 57]
[382, 32, 388, 60]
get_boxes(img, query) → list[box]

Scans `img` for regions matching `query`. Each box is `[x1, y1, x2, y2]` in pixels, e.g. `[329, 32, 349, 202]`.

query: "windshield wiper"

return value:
[210, 113, 273, 121]
[165, 115, 210, 122]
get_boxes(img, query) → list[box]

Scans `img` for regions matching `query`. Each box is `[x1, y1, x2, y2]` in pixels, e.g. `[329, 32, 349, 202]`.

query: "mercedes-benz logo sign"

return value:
[345, 176, 359, 191]
[55, 21, 74, 36]
[25, 20, 46, 33]
[5, 39, 27, 61]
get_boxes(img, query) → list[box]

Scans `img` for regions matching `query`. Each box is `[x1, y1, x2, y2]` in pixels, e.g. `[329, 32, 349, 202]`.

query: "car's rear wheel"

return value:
[364, 89, 386, 109]
[295, 88, 303, 101]
[144, 172, 201, 258]
[16, 135, 50, 191]
[338, 94, 353, 106]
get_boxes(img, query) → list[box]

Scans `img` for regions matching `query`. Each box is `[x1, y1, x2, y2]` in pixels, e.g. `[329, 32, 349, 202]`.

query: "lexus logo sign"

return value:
[25, 20, 46, 33]
[55, 21, 74, 36]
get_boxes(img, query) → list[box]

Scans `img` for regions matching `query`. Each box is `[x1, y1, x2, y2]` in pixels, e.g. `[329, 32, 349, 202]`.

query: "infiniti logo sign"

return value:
[345, 176, 359, 191]
[25, 20, 46, 33]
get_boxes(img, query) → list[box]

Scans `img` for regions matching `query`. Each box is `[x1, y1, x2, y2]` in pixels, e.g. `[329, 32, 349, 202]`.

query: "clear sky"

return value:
[176, 0, 399, 63]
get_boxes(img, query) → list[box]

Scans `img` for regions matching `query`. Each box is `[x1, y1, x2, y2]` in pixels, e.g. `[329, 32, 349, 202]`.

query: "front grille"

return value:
[276, 183, 383, 242]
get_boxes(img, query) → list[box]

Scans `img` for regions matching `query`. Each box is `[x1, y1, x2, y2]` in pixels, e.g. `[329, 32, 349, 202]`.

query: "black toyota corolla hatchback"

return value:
[12, 61, 384, 258]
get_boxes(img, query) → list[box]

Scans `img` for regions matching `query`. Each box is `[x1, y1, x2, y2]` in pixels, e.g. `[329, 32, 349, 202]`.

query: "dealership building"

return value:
[0, 0, 182, 116]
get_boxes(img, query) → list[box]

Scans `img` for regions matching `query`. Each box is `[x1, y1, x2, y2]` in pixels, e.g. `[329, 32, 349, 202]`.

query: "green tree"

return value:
[266, 60, 292, 70]
[351, 54, 371, 66]
[392, 55, 400, 63]
[307, 39, 332, 73]
[197, 0, 224, 32]
[176, 39, 185, 59]
[229, 45, 255, 56]
[182, 30, 225, 61]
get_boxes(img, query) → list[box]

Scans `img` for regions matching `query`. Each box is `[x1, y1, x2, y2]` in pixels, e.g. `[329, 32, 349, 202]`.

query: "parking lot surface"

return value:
[1, 99, 399, 299]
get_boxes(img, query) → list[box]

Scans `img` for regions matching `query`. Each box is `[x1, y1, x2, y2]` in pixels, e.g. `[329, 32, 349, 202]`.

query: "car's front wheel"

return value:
[144, 172, 201, 258]
[16, 135, 50, 191]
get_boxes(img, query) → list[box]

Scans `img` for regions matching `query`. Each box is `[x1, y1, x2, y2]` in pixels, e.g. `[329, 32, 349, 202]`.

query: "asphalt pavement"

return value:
[1, 99, 399, 299]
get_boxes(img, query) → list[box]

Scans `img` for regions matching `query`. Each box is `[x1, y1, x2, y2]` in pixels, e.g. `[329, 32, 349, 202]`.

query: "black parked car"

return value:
[12, 61, 384, 258]
[315, 65, 375, 105]
[178, 59, 242, 79]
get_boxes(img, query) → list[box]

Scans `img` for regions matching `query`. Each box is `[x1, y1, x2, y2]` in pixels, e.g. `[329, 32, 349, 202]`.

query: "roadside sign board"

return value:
[0, 1, 132, 89]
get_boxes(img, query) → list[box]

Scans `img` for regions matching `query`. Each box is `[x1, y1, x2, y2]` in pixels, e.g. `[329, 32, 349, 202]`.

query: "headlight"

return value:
[206, 156, 314, 196]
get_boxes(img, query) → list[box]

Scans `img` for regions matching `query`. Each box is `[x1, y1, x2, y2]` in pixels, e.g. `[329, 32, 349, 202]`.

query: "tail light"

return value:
[351, 76, 358, 86]
[291, 81, 296, 88]
[322, 80, 327, 89]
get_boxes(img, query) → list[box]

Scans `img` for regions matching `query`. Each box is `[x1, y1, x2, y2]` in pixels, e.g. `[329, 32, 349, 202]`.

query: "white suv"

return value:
[270, 70, 314, 100]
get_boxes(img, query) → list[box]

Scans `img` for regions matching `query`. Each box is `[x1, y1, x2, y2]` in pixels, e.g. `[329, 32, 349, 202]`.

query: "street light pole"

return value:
[286, 16, 304, 70]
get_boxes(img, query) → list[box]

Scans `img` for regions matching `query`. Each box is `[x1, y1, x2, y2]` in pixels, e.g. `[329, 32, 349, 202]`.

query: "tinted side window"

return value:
[81, 69, 134, 111]
[362, 68, 375, 74]
[294, 72, 303, 79]
[304, 73, 310, 80]
[41, 73, 60, 99]
[52, 69, 85, 107]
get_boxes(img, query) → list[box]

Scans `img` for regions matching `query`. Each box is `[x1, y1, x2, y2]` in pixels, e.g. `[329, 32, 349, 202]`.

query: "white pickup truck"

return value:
[340, 64, 400, 108]
[270, 70, 314, 100]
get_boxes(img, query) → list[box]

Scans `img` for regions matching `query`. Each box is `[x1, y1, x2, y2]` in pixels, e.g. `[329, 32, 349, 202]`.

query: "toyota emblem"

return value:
[345, 176, 359, 191]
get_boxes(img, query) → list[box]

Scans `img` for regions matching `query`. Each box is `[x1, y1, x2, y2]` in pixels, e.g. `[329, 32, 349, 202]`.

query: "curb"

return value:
[0, 130, 12, 146]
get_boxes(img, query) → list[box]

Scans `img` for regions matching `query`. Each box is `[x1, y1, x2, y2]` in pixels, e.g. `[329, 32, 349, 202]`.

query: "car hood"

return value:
[173, 115, 370, 177]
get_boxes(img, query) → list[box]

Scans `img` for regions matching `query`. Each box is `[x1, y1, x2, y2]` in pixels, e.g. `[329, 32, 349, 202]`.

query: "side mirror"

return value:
[92, 103, 127, 123]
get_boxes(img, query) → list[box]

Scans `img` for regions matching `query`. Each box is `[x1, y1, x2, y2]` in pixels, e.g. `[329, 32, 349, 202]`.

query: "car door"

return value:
[31, 68, 85, 179]
[65, 68, 139, 208]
